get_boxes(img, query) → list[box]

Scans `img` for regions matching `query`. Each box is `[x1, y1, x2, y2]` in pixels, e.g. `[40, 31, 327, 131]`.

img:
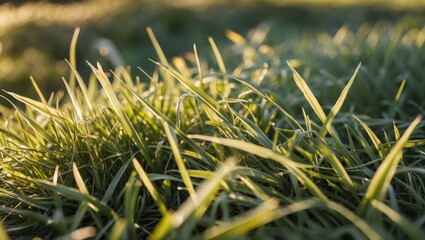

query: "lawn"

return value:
[0, 0, 424, 239]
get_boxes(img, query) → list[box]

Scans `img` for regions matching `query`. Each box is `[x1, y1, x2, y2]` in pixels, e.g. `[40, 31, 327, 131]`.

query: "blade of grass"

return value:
[319, 63, 361, 138]
[189, 134, 327, 200]
[146, 27, 174, 88]
[132, 158, 167, 215]
[360, 116, 422, 216]
[150, 159, 236, 240]
[371, 200, 425, 239]
[69, 27, 80, 90]
[163, 121, 196, 198]
[88, 62, 152, 168]
[354, 115, 384, 158]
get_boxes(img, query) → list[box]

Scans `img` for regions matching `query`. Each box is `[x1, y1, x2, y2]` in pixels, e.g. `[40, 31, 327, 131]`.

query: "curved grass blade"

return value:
[132, 158, 167, 215]
[371, 200, 425, 239]
[150, 159, 236, 240]
[163, 121, 196, 198]
[68, 27, 80, 89]
[319, 63, 361, 138]
[360, 116, 422, 216]
[189, 135, 327, 200]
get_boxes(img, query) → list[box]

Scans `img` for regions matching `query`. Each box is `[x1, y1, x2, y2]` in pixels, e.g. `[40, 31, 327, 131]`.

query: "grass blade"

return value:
[319, 63, 361, 137]
[132, 158, 167, 215]
[150, 159, 236, 239]
[163, 121, 196, 198]
[189, 134, 328, 200]
[360, 116, 422, 216]
[371, 200, 425, 239]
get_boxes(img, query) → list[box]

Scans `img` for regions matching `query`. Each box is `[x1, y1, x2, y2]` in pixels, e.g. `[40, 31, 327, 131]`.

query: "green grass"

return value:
[1, 17, 425, 239]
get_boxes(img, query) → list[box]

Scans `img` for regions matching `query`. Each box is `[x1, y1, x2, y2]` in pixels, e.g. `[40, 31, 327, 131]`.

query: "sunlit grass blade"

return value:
[189, 134, 328, 200]
[0, 222, 9, 240]
[287, 61, 326, 122]
[152, 60, 231, 122]
[65, 59, 93, 112]
[371, 200, 425, 239]
[110, 218, 127, 240]
[124, 174, 141, 240]
[150, 159, 236, 240]
[163, 121, 196, 198]
[34, 179, 117, 219]
[132, 158, 167, 215]
[317, 140, 355, 189]
[319, 63, 361, 138]
[88, 62, 152, 167]
[68, 27, 80, 89]
[146, 27, 174, 88]
[30, 76, 47, 105]
[202, 198, 280, 240]
[208, 37, 228, 94]
[63, 78, 83, 121]
[360, 116, 422, 216]
[354, 115, 384, 157]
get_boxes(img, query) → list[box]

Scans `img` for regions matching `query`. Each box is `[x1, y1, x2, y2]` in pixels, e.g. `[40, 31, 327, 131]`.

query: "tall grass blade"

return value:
[69, 27, 80, 90]
[150, 159, 236, 239]
[371, 200, 425, 239]
[360, 116, 422, 216]
[189, 135, 327, 200]
[146, 27, 174, 88]
[163, 121, 196, 198]
[319, 63, 361, 138]
[354, 115, 384, 157]
[132, 158, 167, 215]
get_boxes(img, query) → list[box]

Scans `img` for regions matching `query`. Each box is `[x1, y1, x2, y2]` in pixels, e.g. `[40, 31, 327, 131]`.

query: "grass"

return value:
[1, 13, 425, 240]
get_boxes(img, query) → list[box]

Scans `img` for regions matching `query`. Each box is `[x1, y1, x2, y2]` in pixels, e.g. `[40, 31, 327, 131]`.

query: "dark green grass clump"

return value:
[0, 24, 424, 239]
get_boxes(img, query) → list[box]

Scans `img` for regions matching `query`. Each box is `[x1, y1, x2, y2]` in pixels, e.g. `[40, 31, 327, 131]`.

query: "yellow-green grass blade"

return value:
[193, 44, 204, 89]
[360, 116, 422, 216]
[63, 78, 83, 121]
[65, 59, 93, 112]
[202, 198, 280, 240]
[73, 162, 99, 212]
[203, 198, 380, 240]
[225, 73, 304, 130]
[110, 218, 127, 240]
[189, 135, 328, 200]
[150, 159, 236, 240]
[69, 27, 80, 90]
[5, 91, 72, 124]
[319, 63, 361, 138]
[371, 200, 425, 239]
[152, 61, 229, 121]
[120, 79, 215, 167]
[394, 79, 406, 103]
[354, 115, 384, 158]
[163, 121, 196, 198]
[317, 140, 355, 189]
[124, 174, 141, 240]
[0, 221, 9, 240]
[208, 37, 229, 92]
[287, 61, 326, 122]
[30, 76, 47, 105]
[88, 62, 152, 166]
[132, 158, 167, 216]
[146, 27, 174, 88]
[34, 179, 117, 219]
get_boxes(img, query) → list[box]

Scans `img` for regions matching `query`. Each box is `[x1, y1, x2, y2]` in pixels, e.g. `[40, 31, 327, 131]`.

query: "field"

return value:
[0, 0, 424, 239]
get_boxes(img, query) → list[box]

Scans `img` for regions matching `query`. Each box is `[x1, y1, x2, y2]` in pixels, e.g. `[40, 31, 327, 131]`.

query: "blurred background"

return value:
[1, 0, 425, 107]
